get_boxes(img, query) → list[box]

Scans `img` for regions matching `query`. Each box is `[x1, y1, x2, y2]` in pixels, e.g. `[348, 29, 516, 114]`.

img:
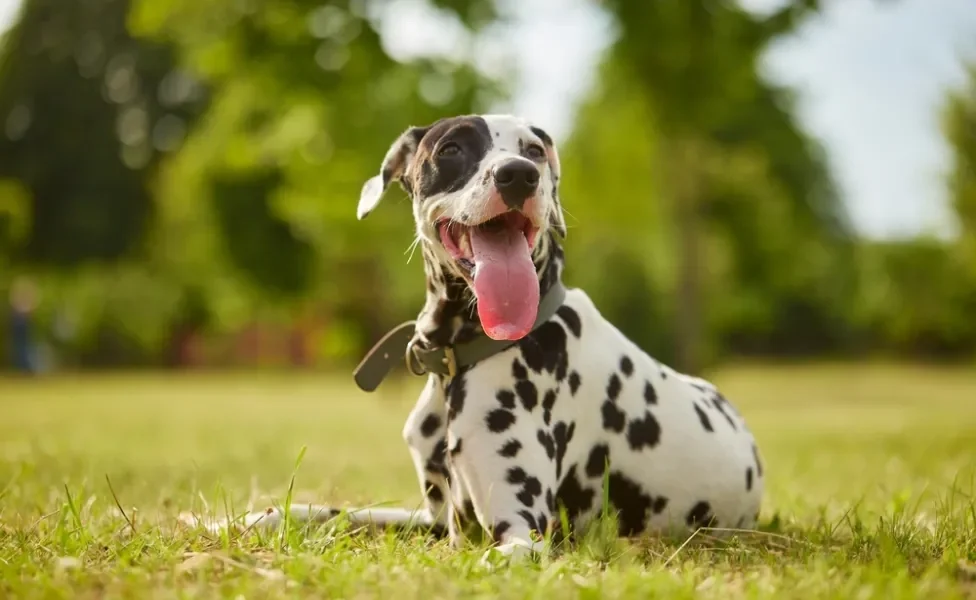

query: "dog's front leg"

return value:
[448, 427, 555, 566]
[402, 375, 452, 528]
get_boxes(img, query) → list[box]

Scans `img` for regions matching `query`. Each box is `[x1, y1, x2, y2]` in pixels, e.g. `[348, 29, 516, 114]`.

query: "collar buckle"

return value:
[405, 338, 458, 378]
[442, 346, 457, 379]
[405, 338, 427, 376]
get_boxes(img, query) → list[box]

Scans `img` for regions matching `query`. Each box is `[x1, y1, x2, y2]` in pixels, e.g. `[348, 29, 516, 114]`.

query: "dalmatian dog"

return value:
[181, 114, 765, 565]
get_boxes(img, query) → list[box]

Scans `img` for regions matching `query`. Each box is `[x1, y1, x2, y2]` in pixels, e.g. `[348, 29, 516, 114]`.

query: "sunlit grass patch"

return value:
[1, 364, 975, 598]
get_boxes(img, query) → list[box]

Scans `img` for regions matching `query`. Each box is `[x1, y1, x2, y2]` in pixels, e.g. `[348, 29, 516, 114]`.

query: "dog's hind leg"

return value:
[179, 505, 445, 537]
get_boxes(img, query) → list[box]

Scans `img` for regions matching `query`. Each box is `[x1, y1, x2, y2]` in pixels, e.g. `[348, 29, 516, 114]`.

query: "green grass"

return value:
[1, 363, 975, 599]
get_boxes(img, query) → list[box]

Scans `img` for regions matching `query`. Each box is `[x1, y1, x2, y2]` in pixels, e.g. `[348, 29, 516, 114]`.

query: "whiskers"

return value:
[404, 235, 422, 264]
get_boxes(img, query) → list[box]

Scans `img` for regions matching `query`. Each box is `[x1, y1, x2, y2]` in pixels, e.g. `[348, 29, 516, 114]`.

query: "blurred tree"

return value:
[0, 0, 503, 367]
[0, 0, 204, 266]
[563, 1, 855, 368]
[854, 238, 976, 358]
[615, 0, 849, 371]
[130, 0, 506, 356]
[944, 62, 976, 260]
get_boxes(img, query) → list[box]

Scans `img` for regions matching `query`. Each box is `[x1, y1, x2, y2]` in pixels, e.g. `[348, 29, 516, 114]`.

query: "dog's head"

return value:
[358, 114, 567, 342]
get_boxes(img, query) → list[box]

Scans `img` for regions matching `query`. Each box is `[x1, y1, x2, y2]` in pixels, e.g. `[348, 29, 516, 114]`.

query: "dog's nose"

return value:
[493, 159, 540, 209]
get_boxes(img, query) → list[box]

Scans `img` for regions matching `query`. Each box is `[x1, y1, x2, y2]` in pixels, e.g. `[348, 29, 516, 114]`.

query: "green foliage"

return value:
[560, 7, 858, 365]
[131, 0, 505, 344]
[0, 0, 203, 267]
[0, 178, 30, 253]
[1, 0, 975, 368]
[854, 239, 976, 358]
[944, 62, 976, 265]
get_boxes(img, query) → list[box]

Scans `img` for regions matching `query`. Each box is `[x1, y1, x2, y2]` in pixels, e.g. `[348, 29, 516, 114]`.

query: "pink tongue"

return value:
[470, 225, 539, 341]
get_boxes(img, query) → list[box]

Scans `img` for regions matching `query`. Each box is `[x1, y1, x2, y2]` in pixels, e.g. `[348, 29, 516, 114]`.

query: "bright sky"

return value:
[3, 0, 976, 239]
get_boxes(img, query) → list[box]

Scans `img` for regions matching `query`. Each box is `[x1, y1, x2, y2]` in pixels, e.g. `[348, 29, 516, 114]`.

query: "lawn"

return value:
[1, 363, 975, 599]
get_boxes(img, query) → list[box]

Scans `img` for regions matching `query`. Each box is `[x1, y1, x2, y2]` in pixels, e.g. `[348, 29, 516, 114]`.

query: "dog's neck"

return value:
[414, 230, 564, 349]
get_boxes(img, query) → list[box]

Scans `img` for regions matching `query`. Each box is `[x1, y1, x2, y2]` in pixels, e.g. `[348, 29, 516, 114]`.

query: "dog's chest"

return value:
[444, 290, 649, 467]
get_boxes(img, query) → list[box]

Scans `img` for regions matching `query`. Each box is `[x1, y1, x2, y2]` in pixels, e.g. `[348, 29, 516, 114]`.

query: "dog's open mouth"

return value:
[437, 212, 541, 341]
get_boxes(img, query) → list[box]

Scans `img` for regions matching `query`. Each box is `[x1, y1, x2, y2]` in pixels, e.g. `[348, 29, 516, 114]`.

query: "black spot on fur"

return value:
[519, 332, 545, 373]
[619, 356, 634, 377]
[537, 429, 556, 459]
[555, 465, 595, 525]
[463, 499, 477, 521]
[486, 409, 516, 433]
[542, 389, 557, 425]
[420, 414, 441, 438]
[606, 373, 622, 401]
[686, 501, 715, 528]
[652, 496, 669, 514]
[753, 444, 764, 477]
[449, 438, 463, 457]
[518, 322, 569, 381]
[518, 510, 540, 533]
[585, 444, 610, 478]
[536, 514, 550, 536]
[556, 305, 582, 338]
[746, 467, 754, 491]
[545, 488, 555, 512]
[552, 421, 576, 479]
[415, 117, 493, 198]
[499, 439, 522, 458]
[555, 357, 568, 382]
[607, 472, 654, 536]
[626, 411, 661, 451]
[512, 359, 528, 381]
[530, 125, 554, 147]
[492, 520, 511, 543]
[425, 439, 450, 479]
[507, 467, 527, 484]
[601, 400, 626, 433]
[711, 394, 738, 430]
[496, 389, 516, 410]
[431, 439, 446, 463]
[515, 474, 543, 507]
[644, 380, 657, 405]
[715, 392, 741, 417]
[693, 404, 714, 432]
[447, 371, 466, 421]
[515, 379, 538, 412]
[425, 480, 444, 504]
[568, 371, 581, 395]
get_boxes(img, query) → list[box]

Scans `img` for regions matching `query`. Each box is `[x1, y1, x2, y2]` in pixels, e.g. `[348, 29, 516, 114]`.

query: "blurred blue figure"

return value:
[8, 277, 39, 374]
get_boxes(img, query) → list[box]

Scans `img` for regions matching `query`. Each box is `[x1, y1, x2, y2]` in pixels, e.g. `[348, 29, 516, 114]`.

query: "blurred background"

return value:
[1, 0, 975, 377]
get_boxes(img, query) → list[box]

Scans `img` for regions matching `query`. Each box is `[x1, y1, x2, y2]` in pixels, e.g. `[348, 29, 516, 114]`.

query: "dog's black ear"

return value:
[531, 125, 567, 238]
[357, 126, 429, 220]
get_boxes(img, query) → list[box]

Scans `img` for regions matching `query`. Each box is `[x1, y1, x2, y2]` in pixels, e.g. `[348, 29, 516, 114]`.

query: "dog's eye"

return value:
[526, 144, 546, 161]
[438, 142, 461, 158]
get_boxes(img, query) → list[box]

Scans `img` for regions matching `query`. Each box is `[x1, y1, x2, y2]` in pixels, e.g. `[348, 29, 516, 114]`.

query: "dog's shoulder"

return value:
[553, 287, 603, 340]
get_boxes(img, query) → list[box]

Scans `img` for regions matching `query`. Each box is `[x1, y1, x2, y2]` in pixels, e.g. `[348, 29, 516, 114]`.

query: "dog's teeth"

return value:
[460, 230, 472, 257]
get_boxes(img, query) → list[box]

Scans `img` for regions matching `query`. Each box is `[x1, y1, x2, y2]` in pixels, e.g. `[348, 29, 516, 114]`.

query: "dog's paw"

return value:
[479, 537, 540, 569]
[178, 509, 277, 536]
[178, 511, 233, 535]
